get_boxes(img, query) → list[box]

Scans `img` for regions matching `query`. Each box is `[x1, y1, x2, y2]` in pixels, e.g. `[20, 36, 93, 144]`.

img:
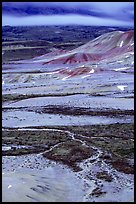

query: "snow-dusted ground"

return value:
[2, 36, 134, 202]
[2, 65, 134, 129]
[2, 153, 134, 202]
[2, 109, 133, 128]
[3, 94, 134, 110]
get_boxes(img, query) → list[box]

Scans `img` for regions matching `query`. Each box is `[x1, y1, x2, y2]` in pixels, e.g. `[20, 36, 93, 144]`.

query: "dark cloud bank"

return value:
[2, 2, 134, 27]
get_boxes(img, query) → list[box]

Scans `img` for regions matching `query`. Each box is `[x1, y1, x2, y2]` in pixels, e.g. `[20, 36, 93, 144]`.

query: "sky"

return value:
[2, 2, 134, 27]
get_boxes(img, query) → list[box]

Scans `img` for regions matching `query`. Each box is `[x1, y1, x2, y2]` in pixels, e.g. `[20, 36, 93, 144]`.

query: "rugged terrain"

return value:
[2, 26, 134, 202]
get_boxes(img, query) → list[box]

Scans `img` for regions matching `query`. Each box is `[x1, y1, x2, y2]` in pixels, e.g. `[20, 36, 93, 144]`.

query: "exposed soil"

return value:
[96, 171, 113, 182]
[90, 187, 106, 197]
[3, 105, 133, 116]
[43, 141, 96, 172]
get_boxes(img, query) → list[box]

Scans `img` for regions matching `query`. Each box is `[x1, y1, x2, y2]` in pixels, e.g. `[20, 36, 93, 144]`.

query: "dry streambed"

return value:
[2, 123, 134, 202]
[2, 124, 134, 173]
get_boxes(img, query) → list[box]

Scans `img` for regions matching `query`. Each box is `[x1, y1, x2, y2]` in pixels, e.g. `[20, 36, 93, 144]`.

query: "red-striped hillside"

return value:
[41, 30, 134, 66]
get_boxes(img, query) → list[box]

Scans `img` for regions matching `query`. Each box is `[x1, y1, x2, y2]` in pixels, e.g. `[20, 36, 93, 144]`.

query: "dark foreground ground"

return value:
[2, 123, 134, 174]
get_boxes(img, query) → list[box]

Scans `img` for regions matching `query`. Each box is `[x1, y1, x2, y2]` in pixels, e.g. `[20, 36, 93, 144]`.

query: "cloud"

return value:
[2, 2, 134, 27]
[2, 14, 134, 27]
